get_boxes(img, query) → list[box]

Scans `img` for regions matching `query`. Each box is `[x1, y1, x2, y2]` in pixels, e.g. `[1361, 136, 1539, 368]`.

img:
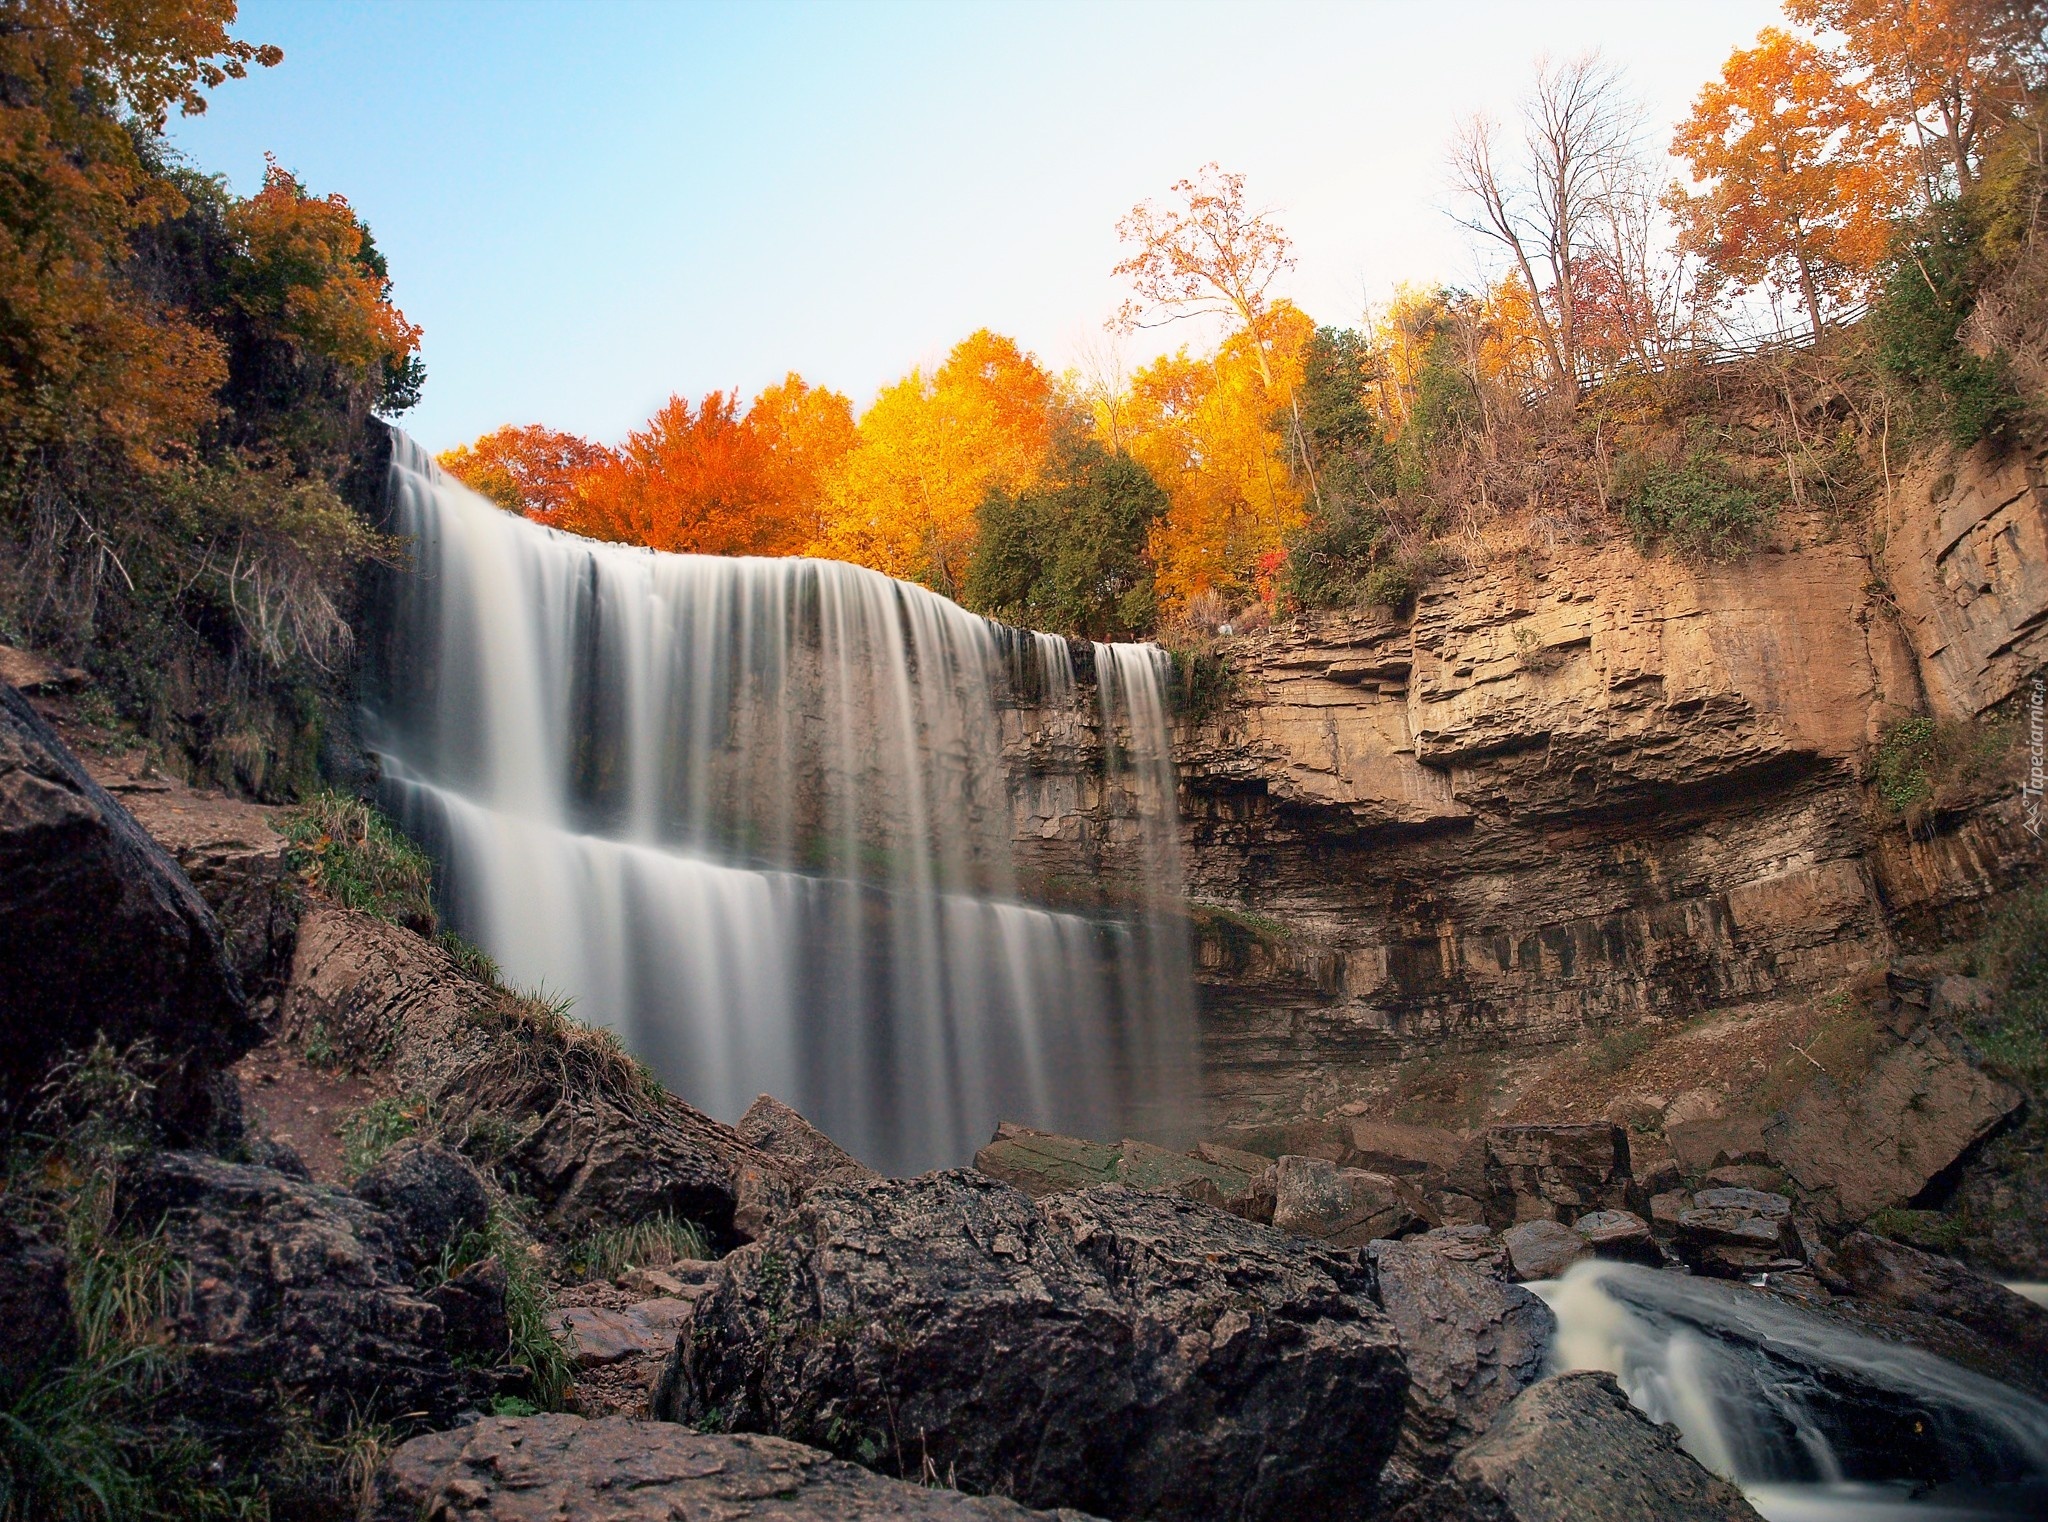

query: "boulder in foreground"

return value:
[0, 682, 257, 1138]
[118, 1149, 479, 1446]
[1367, 1233, 1554, 1507]
[1399, 1370, 1765, 1521]
[655, 1172, 1406, 1522]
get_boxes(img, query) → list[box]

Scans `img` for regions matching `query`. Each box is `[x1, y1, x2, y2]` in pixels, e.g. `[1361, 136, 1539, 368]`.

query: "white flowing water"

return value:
[362, 434, 1196, 1174]
[1539, 1261, 2048, 1521]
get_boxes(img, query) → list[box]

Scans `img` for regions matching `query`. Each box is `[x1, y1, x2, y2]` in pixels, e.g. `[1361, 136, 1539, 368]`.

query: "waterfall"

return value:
[360, 434, 1196, 1176]
[1539, 1261, 2048, 1521]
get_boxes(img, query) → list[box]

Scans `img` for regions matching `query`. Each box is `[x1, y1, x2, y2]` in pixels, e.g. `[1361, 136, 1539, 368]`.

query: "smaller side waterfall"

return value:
[1540, 1261, 2048, 1521]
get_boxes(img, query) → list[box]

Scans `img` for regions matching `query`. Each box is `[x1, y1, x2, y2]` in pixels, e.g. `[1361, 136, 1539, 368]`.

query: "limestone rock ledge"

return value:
[1133, 444, 2047, 1122]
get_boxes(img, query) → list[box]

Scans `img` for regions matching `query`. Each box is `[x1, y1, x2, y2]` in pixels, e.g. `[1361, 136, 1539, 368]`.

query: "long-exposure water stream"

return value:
[362, 434, 1196, 1174]
[1539, 1261, 2048, 1521]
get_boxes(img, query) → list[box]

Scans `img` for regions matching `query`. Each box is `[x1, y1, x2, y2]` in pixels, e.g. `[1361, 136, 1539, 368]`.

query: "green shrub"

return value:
[1616, 447, 1777, 560]
[1280, 506, 1386, 610]
[1359, 559, 1421, 609]
[436, 931, 501, 987]
[283, 791, 436, 932]
[1967, 881, 2048, 1088]
[1872, 196, 2024, 450]
[1870, 713, 2011, 825]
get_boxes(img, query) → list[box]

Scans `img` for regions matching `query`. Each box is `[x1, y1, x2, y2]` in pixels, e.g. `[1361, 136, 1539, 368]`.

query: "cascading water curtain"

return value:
[361, 433, 1196, 1174]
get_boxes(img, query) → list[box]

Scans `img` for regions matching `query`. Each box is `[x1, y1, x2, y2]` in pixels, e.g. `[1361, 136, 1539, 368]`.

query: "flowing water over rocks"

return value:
[1539, 1260, 2048, 1521]
[364, 436, 1195, 1173]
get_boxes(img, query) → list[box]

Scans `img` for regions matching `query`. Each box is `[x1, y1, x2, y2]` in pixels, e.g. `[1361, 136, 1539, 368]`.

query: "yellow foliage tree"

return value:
[816, 330, 1057, 596]
[1120, 301, 1310, 609]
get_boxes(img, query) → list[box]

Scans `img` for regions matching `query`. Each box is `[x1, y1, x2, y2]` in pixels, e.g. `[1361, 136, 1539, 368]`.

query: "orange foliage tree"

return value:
[228, 159, 423, 410]
[1113, 164, 1317, 507]
[0, 0, 280, 461]
[438, 424, 609, 516]
[1788, 0, 2048, 193]
[1670, 27, 1909, 336]
[816, 330, 1058, 595]
[562, 391, 781, 556]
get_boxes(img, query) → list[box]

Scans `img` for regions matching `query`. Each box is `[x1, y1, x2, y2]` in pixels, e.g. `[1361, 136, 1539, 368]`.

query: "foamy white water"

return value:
[362, 434, 1196, 1173]
[1539, 1261, 2048, 1521]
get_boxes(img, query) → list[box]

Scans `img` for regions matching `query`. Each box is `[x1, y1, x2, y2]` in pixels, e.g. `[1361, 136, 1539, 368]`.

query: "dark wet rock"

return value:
[0, 682, 257, 1139]
[1832, 1232, 2048, 1399]
[426, 1256, 509, 1364]
[738, 1093, 878, 1184]
[1649, 1189, 1692, 1232]
[1398, 1371, 1766, 1521]
[1208, 1117, 1465, 1186]
[1271, 1154, 1432, 1245]
[351, 1138, 491, 1264]
[1482, 1125, 1631, 1228]
[1500, 1219, 1587, 1281]
[1575, 1209, 1664, 1266]
[654, 1172, 1406, 1522]
[283, 905, 791, 1244]
[372, 1416, 1100, 1521]
[118, 1149, 476, 1445]
[553, 1299, 695, 1369]
[1765, 1026, 2022, 1223]
[240, 1133, 312, 1179]
[0, 1226, 74, 1400]
[1366, 1235, 1555, 1508]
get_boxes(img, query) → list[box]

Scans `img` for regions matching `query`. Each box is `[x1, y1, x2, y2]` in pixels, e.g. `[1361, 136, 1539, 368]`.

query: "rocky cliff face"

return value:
[1012, 437, 2045, 1130]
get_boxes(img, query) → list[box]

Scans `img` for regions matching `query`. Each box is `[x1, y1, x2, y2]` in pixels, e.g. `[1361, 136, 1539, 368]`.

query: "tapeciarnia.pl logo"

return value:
[2026, 675, 2044, 840]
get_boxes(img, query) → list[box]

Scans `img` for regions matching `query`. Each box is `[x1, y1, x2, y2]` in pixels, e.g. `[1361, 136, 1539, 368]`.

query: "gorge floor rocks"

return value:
[372, 1416, 1104, 1521]
[653, 1172, 1407, 1522]
[1365, 1234, 1554, 1509]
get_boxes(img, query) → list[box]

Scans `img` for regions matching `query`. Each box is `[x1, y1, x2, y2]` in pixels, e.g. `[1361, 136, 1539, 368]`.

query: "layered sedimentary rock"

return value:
[1008, 437, 2044, 1125]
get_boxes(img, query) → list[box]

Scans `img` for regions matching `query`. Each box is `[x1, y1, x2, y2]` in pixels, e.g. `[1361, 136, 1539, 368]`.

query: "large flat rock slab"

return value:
[372, 1415, 1099, 1520]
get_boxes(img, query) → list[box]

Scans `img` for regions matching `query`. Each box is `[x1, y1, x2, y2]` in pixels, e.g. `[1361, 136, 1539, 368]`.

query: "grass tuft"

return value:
[565, 1211, 709, 1285]
[282, 791, 436, 933]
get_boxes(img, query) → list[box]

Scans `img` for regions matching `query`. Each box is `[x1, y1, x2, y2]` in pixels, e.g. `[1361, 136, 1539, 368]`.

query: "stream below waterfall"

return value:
[364, 434, 1196, 1175]
[1537, 1262, 2048, 1521]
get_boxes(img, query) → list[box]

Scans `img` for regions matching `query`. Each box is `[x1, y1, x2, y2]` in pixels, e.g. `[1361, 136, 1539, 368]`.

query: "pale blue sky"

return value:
[167, 0, 1781, 452]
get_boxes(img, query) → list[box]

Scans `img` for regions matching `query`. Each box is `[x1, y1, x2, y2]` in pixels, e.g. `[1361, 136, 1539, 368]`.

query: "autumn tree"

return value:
[0, 0, 280, 461]
[561, 390, 795, 557]
[817, 330, 1058, 595]
[1120, 301, 1312, 609]
[1670, 27, 1908, 336]
[747, 372, 855, 548]
[439, 424, 609, 516]
[1112, 164, 1320, 506]
[1450, 54, 1647, 390]
[1789, 0, 2048, 193]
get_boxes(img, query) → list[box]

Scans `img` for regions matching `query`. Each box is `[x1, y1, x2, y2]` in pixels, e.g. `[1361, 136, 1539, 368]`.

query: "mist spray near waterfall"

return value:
[362, 434, 1196, 1174]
